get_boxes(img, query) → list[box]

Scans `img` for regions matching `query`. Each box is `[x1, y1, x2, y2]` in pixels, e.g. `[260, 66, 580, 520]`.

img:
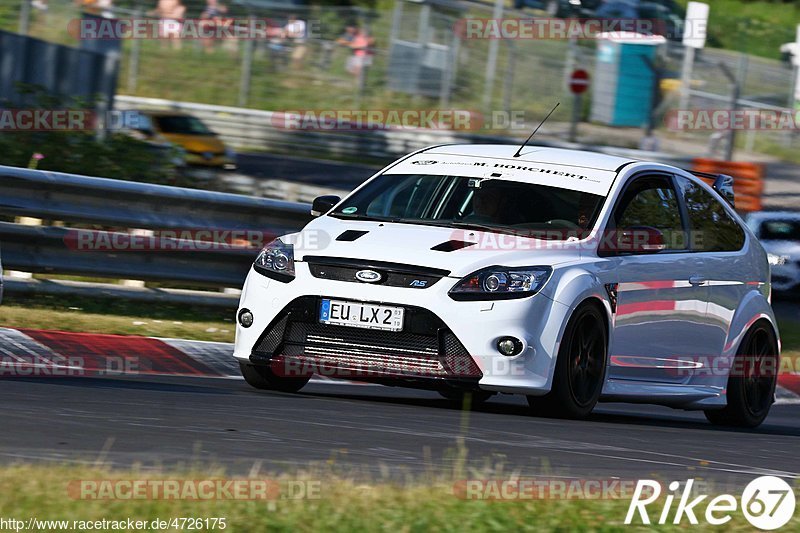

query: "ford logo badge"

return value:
[355, 269, 382, 283]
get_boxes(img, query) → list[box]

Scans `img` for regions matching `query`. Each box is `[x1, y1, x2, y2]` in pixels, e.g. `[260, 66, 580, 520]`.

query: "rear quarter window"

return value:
[676, 176, 745, 252]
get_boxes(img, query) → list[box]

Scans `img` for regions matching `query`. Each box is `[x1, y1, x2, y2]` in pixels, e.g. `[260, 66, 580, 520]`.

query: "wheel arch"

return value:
[546, 267, 614, 352]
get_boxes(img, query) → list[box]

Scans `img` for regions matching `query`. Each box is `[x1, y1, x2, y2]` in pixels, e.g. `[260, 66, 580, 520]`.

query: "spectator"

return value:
[336, 25, 356, 47]
[347, 26, 374, 78]
[153, 0, 186, 49]
[79, 0, 113, 17]
[284, 14, 307, 69]
[199, 0, 228, 53]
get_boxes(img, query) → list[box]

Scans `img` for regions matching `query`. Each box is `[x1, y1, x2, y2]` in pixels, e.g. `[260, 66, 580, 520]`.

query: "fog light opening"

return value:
[238, 309, 254, 328]
[496, 336, 523, 356]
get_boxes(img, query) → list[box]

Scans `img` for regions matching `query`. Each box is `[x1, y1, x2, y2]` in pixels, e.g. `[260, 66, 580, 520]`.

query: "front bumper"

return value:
[184, 153, 236, 169]
[234, 262, 572, 395]
[771, 263, 800, 293]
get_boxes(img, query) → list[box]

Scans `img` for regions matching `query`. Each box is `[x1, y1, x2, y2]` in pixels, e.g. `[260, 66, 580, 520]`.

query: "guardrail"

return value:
[115, 95, 693, 167]
[0, 165, 314, 288]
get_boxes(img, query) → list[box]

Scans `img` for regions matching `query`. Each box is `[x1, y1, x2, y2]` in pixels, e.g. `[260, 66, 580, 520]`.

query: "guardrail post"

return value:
[8, 216, 40, 279]
[120, 229, 151, 288]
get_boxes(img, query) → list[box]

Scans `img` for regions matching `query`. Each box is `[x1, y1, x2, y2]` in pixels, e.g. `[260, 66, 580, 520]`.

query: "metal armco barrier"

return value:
[692, 158, 764, 212]
[114, 95, 693, 167]
[0, 165, 314, 288]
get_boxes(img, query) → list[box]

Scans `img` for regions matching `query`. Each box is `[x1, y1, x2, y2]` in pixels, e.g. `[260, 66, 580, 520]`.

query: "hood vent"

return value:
[431, 240, 477, 252]
[336, 230, 369, 242]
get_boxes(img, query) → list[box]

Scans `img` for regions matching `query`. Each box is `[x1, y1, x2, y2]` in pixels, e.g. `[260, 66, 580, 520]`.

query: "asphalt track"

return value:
[3, 154, 799, 490]
[2, 373, 799, 489]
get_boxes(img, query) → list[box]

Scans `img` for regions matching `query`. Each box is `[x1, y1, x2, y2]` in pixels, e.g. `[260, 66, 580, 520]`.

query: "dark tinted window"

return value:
[759, 219, 800, 241]
[153, 115, 213, 135]
[613, 176, 686, 250]
[331, 174, 605, 238]
[676, 176, 745, 252]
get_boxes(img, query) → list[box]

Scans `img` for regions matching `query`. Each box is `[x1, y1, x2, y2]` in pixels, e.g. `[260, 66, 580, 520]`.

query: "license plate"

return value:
[319, 299, 404, 332]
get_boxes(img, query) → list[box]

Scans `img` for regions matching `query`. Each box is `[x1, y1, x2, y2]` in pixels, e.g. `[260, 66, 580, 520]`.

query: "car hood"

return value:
[292, 216, 582, 277]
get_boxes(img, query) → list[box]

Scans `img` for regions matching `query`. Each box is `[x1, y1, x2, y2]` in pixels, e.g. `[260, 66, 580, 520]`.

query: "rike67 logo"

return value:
[625, 476, 795, 530]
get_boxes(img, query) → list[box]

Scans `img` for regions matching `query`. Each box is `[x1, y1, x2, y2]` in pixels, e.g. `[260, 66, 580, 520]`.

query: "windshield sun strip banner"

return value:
[383, 154, 616, 196]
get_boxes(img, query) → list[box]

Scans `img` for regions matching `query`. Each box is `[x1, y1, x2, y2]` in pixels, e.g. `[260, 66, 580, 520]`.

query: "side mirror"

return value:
[600, 226, 666, 254]
[311, 195, 341, 217]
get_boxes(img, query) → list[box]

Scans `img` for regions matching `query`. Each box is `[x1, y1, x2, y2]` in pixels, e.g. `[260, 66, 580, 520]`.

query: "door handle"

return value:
[688, 275, 707, 286]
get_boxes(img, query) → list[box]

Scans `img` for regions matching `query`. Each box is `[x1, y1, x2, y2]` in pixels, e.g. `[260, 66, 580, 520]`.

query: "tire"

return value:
[704, 322, 778, 428]
[438, 389, 494, 407]
[239, 362, 310, 393]
[528, 302, 607, 419]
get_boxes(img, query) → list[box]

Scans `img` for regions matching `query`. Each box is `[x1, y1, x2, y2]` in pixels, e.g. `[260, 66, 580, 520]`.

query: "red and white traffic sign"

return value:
[569, 69, 590, 94]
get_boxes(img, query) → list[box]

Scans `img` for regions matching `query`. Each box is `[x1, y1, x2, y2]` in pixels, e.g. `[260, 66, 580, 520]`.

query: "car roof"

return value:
[746, 211, 800, 221]
[135, 109, 191, 118]
[423, 144, 636, 172]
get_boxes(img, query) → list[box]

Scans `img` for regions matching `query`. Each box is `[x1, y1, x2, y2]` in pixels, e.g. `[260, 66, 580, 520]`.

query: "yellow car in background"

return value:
[129, 110, 236, 175]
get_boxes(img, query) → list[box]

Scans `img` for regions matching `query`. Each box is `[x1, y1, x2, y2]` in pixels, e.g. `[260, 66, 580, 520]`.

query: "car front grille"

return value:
[251, 296, 481, 380]
[304, 256, 448, 289]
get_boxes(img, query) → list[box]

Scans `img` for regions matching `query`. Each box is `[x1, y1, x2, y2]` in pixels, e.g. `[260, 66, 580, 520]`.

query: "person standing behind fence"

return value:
[153, 0, 186, 49]
[347, 27, 374, 79]
[199, 0, 228, 53]
[284, 14, 307, 69]
[336, 25, 356, 71]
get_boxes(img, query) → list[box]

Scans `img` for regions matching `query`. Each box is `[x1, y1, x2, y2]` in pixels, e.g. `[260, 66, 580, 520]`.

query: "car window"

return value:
[596, 2, 637, 18]
[613, 176, 686, 250]
[153, 115, 213, 135]
[331, 174, 606, 239]
[759, 219, 800, 241]
[365, 175, 444, 219]
[675, 176, 745, 252]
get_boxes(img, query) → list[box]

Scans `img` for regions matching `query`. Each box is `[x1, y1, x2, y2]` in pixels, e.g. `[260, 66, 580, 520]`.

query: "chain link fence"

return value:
[3, 0, 799, 157]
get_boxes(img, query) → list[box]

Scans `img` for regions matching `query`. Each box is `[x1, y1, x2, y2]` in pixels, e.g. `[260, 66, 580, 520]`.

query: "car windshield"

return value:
[153, 115, 213, 135]
[760, 219, 800, 241]
[330, 174, 605, 239]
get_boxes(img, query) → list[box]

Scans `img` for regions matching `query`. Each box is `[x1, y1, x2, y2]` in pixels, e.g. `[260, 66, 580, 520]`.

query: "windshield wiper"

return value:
[330, 213, 400, 223]
[448, 221, 526, 236]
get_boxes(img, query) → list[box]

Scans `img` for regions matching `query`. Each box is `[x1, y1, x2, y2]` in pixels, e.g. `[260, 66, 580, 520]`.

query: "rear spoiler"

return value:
[686, 170, 735, 209]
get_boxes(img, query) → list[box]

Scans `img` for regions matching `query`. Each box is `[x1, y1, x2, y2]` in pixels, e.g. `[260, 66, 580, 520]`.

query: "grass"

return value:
[0, 464, 797, 531]
[676, 0, 798, 60]
[0, 293, 235, 343]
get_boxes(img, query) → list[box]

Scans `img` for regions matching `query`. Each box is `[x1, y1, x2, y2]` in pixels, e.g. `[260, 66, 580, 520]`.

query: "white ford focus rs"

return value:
[234, 144, 780, 427]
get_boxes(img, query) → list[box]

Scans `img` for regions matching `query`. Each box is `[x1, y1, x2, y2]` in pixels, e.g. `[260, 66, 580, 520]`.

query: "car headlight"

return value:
[767, 253, 789, 266]
[253, 238, 295, 282]
[449, 266, 552, 300]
